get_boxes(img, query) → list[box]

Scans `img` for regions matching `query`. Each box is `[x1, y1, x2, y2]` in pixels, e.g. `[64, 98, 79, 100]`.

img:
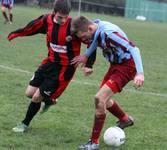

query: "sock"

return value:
[107, 101, 128, 122]
[22, 101, 41, 126]
[2, 12, 9, 21]
[44, 98, 53, 105]
[9, 13, 13, 22]
[91, 114, 106, 144]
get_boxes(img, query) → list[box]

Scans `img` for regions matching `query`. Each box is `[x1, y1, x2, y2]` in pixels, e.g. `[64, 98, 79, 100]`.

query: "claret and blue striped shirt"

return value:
[85, 19, 144, 74]
[1, 0, 14, 6]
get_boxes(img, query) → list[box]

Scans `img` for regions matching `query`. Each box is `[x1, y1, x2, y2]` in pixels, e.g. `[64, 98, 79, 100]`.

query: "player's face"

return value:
[77, 30, 93, 42]
[54, 12, 69, 25]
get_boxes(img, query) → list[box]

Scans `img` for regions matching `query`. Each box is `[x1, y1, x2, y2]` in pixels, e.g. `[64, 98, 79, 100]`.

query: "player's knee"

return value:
[32, 94, 42, 103]
[25, 90, 33, 98]
[94, 95, 106, 115]
[96, 107, 106, 117]
[94, 95, 100, 107]
[1, 7, 6, 12]
[94, 95, 104, 106]
[106, 99, 114, 108]
[94, 94, 101, 102]
[25, 86, 37, 98]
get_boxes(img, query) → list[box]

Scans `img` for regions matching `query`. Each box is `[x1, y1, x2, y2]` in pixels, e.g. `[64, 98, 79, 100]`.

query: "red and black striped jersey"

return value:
[8, 14, 84, 66]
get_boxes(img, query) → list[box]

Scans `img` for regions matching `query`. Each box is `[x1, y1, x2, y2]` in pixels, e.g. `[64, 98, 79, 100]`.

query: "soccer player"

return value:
[7, 0, 95, 133]
[71, 16, 144, 150]
[1, 0, 14, 24]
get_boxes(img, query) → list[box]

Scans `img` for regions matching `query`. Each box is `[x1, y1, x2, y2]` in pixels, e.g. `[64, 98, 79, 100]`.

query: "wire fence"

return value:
[71, 0, 125, 16]
[14, 0, 167, 18]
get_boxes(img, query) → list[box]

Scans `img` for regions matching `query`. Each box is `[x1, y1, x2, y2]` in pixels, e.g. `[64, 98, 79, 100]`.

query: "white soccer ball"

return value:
[103, 126, 126, 147]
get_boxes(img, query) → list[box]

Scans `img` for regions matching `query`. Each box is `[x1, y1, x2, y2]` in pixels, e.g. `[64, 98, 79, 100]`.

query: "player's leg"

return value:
[104, 80, 133, 127]
[22, 88, 43, 125]
[39, 83, 68, 114]
[8, 7, 13, 23]
[38, 78, 60, 114]
[106, 98, 134, 129]
[12, 87, 43, 132]
[106, 98, 128, 122]
[22, 85, 43, 126]
[13, 66, 45, 132]
[20, 63, 55, 128]
[77, 84, 113, 150]
[77, 61, 136, 149]
[102, 61, 135, 129]
[1, 5, 9, 23]
[40, 64, 76, 113]
[40, 96, 58, 114]
[25, 85, 38, 98]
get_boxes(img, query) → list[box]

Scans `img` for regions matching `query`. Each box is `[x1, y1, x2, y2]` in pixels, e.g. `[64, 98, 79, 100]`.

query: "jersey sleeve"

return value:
[85, 49, 96, 68]
[7, 14, 48, 41]
[84, 40, 98, 57]
[128, 46, 144, 74]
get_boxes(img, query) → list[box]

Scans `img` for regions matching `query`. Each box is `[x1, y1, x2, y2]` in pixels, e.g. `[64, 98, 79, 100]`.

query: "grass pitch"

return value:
[0, 5, 167, 150]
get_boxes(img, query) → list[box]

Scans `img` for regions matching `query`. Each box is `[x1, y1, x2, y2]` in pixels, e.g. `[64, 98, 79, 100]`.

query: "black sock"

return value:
[44, 98, 53, 105]
[22, 101, 41, 126]
[2, 12, 9, 21]
[9, 13, 13, 22]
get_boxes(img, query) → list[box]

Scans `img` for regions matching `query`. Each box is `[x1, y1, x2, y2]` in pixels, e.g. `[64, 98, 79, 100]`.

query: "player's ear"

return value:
[88, 25, 94, 34]
[88, 26, 92, 32]
[88, 25, 92, 31]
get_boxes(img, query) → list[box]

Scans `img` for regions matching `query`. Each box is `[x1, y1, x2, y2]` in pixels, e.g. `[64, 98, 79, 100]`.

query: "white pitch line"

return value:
[0, 64, 31, 74]
[124, 88, 167, 97]
[0, 64, 167, 98]
[72, 80, 167, 98]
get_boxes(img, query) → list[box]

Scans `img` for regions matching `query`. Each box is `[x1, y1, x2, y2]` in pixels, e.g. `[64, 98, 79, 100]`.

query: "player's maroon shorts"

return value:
[1, 4, 12, 9]
[29, 61, 76, 100]
[100, 58, 136, 92]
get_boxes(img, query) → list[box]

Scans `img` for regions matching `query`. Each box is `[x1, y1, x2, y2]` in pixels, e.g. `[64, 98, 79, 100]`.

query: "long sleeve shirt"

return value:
[8, 14, 95, 67]
[85, 19, 144, 74]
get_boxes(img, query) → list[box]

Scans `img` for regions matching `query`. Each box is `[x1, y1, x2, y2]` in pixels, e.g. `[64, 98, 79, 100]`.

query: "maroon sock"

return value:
[91, 114, 106, 144]
[2, 12, 9, 21]
[9, 13, 13, 22]
[107, 101, 128, 121]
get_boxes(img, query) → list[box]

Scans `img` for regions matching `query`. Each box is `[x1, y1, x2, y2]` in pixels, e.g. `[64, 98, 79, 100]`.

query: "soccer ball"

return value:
[103, 126, 126, 147]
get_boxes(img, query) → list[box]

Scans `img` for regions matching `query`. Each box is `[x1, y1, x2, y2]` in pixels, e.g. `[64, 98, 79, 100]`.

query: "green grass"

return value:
[0, 5, 167, 150]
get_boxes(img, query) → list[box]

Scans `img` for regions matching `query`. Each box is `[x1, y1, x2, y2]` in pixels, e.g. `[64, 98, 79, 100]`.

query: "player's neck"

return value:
[53, 17, 58, 24]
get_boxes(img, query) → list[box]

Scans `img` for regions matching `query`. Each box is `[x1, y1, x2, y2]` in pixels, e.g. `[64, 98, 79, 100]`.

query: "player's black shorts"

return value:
[29, 61, 76, 99]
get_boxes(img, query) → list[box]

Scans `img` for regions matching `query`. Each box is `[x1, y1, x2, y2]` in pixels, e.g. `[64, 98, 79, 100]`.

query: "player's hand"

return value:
[71, 55, 88, 67]
[133, 73, 144, 89]
[83, 67, 93, 76]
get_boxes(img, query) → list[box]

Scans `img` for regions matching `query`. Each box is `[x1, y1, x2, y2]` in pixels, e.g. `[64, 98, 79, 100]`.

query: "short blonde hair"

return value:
[71, 16, 93, 33]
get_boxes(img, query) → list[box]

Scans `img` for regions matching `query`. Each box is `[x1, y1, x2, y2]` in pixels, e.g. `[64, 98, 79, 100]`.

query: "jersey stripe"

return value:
[105, 33, 127, 51]
[57, 18, 70, 65]
[50, 16, 61, 63]
[66, 19, 75, 62]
